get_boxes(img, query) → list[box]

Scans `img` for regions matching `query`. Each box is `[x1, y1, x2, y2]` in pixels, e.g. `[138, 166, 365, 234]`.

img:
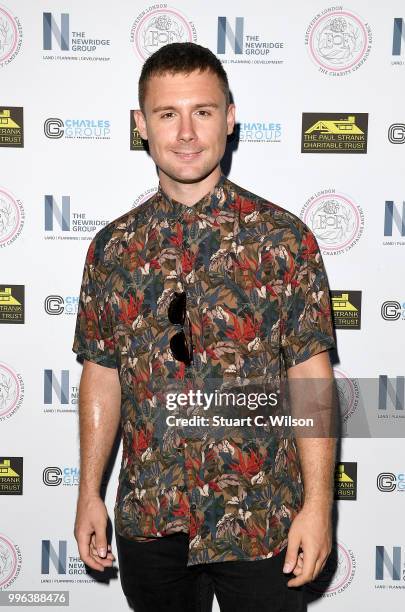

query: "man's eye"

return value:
[197, 110, 210, 116]
[161, 112, 175, 119]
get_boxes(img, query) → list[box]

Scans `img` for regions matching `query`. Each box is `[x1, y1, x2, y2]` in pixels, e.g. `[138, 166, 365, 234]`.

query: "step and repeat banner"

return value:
[1, 1, 405, 610]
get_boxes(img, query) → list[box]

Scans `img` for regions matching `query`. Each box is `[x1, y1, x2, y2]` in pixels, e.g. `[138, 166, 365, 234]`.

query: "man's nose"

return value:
[177, 115, 197, 142]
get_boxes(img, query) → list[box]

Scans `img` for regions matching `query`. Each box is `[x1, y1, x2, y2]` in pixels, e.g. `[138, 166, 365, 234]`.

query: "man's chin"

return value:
[160, 165, 219, 185]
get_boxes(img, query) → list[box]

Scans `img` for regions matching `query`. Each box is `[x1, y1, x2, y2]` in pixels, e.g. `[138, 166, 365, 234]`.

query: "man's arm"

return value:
[73, 360, 121, 572]
[282, 350, 337, 587]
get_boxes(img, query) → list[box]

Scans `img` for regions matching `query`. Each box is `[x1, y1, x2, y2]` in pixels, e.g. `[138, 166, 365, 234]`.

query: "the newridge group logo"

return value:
[42, 12, 110, 61]
[0, 107, 23, 147]
[0, 4, 22, 69]
[305, 7, 372, 76]
[375, 546, 405, 587]
[301, 114, 368, 154]
[383, 200, 405, 246]
[44, 117, 110, 140]
[217, 16, 285, 65]
[43, 369, 78, 413]
[44, 195, 109, 240]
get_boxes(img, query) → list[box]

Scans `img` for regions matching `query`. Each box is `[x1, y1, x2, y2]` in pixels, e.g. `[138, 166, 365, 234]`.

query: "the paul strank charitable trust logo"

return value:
[131, 6, 197, 61]
[334, 462, 357, 500]
[43, 195, 109, 241]
[306, 540, 356, 597]
[0, 457, 23, 495]
[238, 121, 282, 143]
[0, 361, 24, 422]
[217, 16, 285, 65]
[0, 107, 23, 147]
[0, 4, 22, 69]
[42, 12, 110, 61]
[0, 187, 24, 249]
[130, 111, 148, 151]
[305, 7, 372, 76]
[43, 466, 80, 487]
[301, 113, 368, 154]
[331, 290, 361, 330]
[0, 533, 22, 589]
[0, 284, 24, 324]
[300, 189, 364, 256]
[44, 117, 110, 140]
[44, 294, 78, 316]
[43, 369, 78, 413]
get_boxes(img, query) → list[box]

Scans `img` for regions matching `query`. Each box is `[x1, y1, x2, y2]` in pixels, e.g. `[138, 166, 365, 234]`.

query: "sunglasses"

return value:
[168, 291, 194, 366]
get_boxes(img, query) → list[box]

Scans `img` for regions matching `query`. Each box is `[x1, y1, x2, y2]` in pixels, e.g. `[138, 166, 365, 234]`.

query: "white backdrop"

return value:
[1, 1, 405, 610]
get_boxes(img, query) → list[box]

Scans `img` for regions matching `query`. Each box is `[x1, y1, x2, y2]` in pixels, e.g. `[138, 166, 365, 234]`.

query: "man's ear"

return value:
[226, 103, 236, 136]
[134, 109, 148, 140]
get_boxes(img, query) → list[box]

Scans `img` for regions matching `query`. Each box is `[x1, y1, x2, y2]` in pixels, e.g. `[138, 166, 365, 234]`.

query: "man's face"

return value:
[134, 69, 235, 184]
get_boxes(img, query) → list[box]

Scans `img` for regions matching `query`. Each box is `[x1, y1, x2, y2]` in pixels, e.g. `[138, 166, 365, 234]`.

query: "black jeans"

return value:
[115, 531, 305, 612]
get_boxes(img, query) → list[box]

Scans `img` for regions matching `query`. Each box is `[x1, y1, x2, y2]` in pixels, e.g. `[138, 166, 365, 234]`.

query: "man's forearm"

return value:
[78, 361, 121, 498]
[295, 437, 336, 508]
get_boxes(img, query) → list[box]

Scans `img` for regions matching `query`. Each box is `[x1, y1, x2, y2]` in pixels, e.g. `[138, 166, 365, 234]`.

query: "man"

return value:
[73, 42, 337, 611]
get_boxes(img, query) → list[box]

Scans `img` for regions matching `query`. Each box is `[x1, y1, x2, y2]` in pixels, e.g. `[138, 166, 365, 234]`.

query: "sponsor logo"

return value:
[307, 541, 356, 596]
[0, 457, 23, 495]
[334, 462, 357, 500]
[381, 301, 405, 321]
[44, 117, 110, 140]
[375, 546, 405, 586]
[44, 295, 78, 316]
[300, 189, 364, 255]
[132, 188, 158, 209]
[388, 123, 405, 144]
[217, 16, 285, 65]
[392, 18, 405, 66]
[0, 187, 24, 248]
[42, 12, 110, 61]
[239, 121, 281, 143]
[377, 375, 405, 419]
[383, 200, 405, 246]
[131, 6, 197, 61]
[44, 195, 109, 241]
[305, 7, 372, 76]
[0, 284, 24, 324]
[0, 533, 22, 589]
[0, 107, 23, 147]
[0, 362, 24, 421]
[130, 111, 147, 150]
[0, 4, 22, 68]
[331, 290, 361, 329]
[43, 369, 78, 413]
[377, 472, 405, 493]
[333, 368, 360, 425]
[43, 466, 80, 487]
[301, 113, 368, 153]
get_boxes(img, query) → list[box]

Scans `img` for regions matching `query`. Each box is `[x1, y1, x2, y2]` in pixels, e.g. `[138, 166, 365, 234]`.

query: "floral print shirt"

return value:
[72, 174, 336, 566]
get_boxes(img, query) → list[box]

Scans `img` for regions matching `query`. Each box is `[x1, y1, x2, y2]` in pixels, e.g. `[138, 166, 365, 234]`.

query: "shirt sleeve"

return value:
[72, 236, 118, 369]
[281, 222, 336, 369]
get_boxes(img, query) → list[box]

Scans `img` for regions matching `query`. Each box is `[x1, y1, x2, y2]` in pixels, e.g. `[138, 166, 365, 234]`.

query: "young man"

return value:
[73, 42, 337, 611]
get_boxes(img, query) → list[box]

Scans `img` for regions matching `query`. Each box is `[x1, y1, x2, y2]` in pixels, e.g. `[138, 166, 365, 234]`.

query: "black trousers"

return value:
[115, 531, 305, 612]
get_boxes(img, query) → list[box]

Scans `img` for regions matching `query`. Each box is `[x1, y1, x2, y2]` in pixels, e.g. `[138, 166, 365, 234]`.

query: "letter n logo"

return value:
[217, 17, 244, 54]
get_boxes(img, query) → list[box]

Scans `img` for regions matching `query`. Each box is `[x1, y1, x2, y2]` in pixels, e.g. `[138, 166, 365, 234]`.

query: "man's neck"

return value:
[158, 166, 222, 207]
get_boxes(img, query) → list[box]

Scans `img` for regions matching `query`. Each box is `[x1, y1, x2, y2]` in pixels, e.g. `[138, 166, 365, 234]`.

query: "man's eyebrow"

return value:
[152, 102, 220, 113]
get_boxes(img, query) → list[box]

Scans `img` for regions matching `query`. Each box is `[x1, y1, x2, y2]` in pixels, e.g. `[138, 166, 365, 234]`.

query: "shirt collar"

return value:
[155, 173, 232, 219]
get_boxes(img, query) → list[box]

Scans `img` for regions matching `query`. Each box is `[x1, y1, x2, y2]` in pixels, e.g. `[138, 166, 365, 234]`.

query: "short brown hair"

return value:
[138, 42, 230, 112]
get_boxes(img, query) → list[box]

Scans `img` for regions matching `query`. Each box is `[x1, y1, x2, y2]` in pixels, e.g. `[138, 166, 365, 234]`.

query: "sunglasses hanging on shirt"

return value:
[168, 291, 194, 366]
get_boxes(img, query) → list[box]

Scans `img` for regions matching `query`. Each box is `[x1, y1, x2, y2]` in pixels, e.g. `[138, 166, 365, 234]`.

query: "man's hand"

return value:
[74, 495, 116, 572]
[282, 503, 332, 587]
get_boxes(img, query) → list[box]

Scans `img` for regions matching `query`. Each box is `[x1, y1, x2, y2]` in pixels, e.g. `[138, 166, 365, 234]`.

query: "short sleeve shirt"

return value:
[72, 175, 336, 566]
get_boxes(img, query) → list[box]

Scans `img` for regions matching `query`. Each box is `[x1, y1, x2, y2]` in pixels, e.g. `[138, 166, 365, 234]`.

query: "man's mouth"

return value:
[173, 150, 203, 160]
